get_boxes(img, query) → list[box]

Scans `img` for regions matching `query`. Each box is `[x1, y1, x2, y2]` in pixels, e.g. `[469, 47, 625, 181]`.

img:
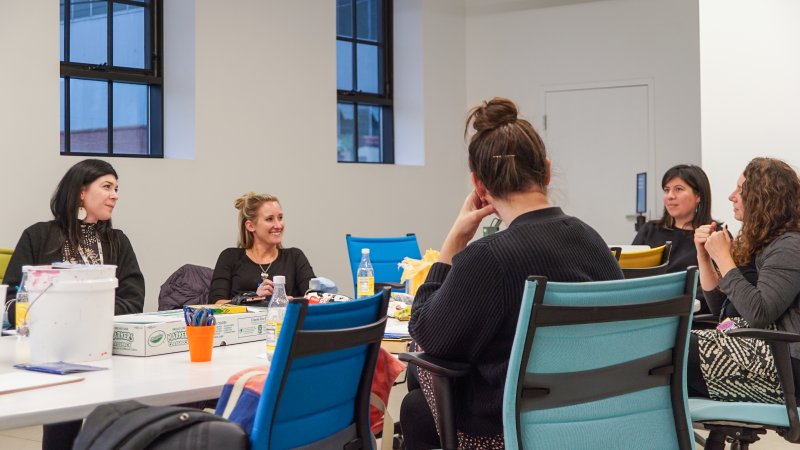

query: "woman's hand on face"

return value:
[439, 191, 496, 264]
[452, 191, 496, 241]
[256, 279, 274, 297]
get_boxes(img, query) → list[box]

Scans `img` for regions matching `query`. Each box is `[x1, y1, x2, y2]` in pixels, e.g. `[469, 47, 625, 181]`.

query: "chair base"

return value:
[697, 423, 766, 450]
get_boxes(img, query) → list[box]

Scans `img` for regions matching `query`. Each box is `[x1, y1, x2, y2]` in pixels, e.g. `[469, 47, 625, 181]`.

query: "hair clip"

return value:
[492, 154, 515, 159]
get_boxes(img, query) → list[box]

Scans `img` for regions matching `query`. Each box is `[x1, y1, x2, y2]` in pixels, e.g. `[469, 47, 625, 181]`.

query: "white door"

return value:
[544, 84, 652, 245]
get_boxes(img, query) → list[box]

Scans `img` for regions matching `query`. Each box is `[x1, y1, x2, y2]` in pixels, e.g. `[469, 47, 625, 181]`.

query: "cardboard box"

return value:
[113, 308, 267, 356]
[381, 338, 411, 354]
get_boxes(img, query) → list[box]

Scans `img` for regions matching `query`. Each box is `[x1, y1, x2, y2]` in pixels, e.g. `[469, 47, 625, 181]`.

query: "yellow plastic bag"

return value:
[399, 249, 440, 296]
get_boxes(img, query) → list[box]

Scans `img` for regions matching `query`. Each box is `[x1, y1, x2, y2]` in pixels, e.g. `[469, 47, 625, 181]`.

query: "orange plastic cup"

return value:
[186, 325, 216, 362]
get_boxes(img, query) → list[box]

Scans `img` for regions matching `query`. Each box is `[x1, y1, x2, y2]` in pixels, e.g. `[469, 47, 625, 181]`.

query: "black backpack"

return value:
[73, 400, 248, 450]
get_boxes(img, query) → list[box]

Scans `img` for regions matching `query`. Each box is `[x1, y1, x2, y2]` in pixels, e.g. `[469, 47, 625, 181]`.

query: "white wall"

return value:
[700, 0, 800, 232]
[0, 0, 468, 308]
[465, 0, 702, 237]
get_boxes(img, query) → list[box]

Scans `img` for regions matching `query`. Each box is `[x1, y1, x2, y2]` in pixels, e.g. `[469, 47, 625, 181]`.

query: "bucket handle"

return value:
[6, 281, 55, 337]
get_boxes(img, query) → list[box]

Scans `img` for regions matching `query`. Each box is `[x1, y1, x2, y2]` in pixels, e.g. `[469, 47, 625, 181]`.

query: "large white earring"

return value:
[77, 206, 87, 221]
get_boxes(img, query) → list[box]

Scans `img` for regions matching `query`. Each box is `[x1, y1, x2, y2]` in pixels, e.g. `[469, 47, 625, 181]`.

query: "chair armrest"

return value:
[399, 352, 469, 449]
[374, 282, 406, 292]
[399, 352, 471, 378]
[726, 327, 800, 442]
[727, 328, 800, 343]
[692, 314, 718, 324]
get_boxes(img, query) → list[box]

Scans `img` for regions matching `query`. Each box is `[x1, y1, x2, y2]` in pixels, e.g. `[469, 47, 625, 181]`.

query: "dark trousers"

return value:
[400, 388, 440, 450]
[42, 420, 82, 450]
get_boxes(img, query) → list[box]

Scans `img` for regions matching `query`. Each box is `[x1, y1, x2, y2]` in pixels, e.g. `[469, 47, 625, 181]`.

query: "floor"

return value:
[1, 384, 797, 450]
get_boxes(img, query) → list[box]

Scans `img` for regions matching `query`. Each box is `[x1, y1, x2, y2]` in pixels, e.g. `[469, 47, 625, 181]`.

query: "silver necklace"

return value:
[250, 249, 278, 281]
[257, 260, 273, 281]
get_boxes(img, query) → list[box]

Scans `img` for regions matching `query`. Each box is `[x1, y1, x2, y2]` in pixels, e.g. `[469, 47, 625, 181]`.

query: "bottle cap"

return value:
[361, 248, 370, 254]
[273, 276, 286, 284]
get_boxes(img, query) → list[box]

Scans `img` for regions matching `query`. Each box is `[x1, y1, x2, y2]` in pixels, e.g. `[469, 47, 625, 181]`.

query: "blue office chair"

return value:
[249, 289, 390, 450]
[402, 269, 698, 450]
[689, 327, 800, 449]
[345, 234, 421, 293]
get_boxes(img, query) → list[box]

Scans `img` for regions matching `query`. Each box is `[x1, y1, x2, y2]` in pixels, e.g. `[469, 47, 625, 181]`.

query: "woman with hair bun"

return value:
[209, 193, 315, 304]
[401, 98, 623, 448]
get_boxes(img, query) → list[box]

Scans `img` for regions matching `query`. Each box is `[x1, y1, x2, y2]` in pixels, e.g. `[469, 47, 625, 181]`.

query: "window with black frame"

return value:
[60, 0, 163, 157]
[336, 0, 393, 163]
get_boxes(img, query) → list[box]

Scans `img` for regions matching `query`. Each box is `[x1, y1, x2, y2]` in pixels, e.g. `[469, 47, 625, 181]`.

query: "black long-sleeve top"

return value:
[3, 221, 145, 324]
[208, 247, 315, 302]
[409, 207, 623, 436]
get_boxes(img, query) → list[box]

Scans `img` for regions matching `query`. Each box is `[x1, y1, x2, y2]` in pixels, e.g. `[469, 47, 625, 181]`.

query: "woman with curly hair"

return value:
[688, 157, 800, 410]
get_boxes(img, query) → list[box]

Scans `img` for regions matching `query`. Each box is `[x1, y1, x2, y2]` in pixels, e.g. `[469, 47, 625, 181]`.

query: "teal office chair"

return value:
[345, 234, 421, 293]
[402, 269, 698, 450]
[689, 327, 800, 449]
[249, 289, 390, 449]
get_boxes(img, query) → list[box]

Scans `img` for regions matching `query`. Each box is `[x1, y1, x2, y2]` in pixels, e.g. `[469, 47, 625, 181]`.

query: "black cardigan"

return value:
[3, 221, 145, 324]
[409, 207, 623, 436]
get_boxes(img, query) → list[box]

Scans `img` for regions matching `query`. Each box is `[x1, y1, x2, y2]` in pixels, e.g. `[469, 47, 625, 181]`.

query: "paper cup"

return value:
[186, 325, 215, 362]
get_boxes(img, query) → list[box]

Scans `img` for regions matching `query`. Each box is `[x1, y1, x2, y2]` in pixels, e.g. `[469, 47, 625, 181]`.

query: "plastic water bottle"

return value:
[15, 268, 30, 337]
[357, 248, 374, 298]
[265, 275, 289, 362]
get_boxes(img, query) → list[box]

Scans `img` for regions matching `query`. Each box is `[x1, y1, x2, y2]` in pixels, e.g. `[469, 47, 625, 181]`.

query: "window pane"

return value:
[69, 0, 107, 65]
[357, 104, 382, 162]
[356, 0, 380, 42]
[113, 82, 148, 155]
[356, 43, 379, 94]
[113, 3, 146, 69]
[69, 78, 108, 153]
[337, 102, 355, 162]
[60, 78, 66, 152]
[336, 0, 352, 38]
[337, 40, 353, 91]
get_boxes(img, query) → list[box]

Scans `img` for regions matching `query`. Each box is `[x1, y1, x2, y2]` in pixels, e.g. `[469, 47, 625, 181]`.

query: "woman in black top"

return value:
[209, 192, 315, 304]
[3, 158, 145, 450]
[400, 98, 622, 449]
[633, 164, 716, 273]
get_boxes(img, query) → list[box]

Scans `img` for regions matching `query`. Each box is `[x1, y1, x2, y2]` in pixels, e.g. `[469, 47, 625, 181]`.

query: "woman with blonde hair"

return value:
[688, 157, 800, 446]
[209, 192, 315, 304]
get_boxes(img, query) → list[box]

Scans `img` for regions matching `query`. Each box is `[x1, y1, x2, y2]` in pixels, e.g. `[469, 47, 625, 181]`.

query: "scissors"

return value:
[184, 307, 216, 326]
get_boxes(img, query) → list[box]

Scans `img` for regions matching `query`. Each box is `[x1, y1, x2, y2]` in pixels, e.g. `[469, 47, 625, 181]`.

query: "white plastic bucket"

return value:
[26, 265, 118, 362]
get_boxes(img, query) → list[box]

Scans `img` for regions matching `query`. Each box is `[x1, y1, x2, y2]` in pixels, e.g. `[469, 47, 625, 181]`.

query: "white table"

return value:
[0, 336, 266, 430]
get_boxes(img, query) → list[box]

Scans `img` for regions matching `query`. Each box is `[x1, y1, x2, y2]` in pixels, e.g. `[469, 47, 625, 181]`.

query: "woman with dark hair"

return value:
[633, 164, 716, 273]
[688, 158, 800, 419]
[400, 98, 623, 449]
[209, 192, 314, 304]
[2, 158, 144, 450]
